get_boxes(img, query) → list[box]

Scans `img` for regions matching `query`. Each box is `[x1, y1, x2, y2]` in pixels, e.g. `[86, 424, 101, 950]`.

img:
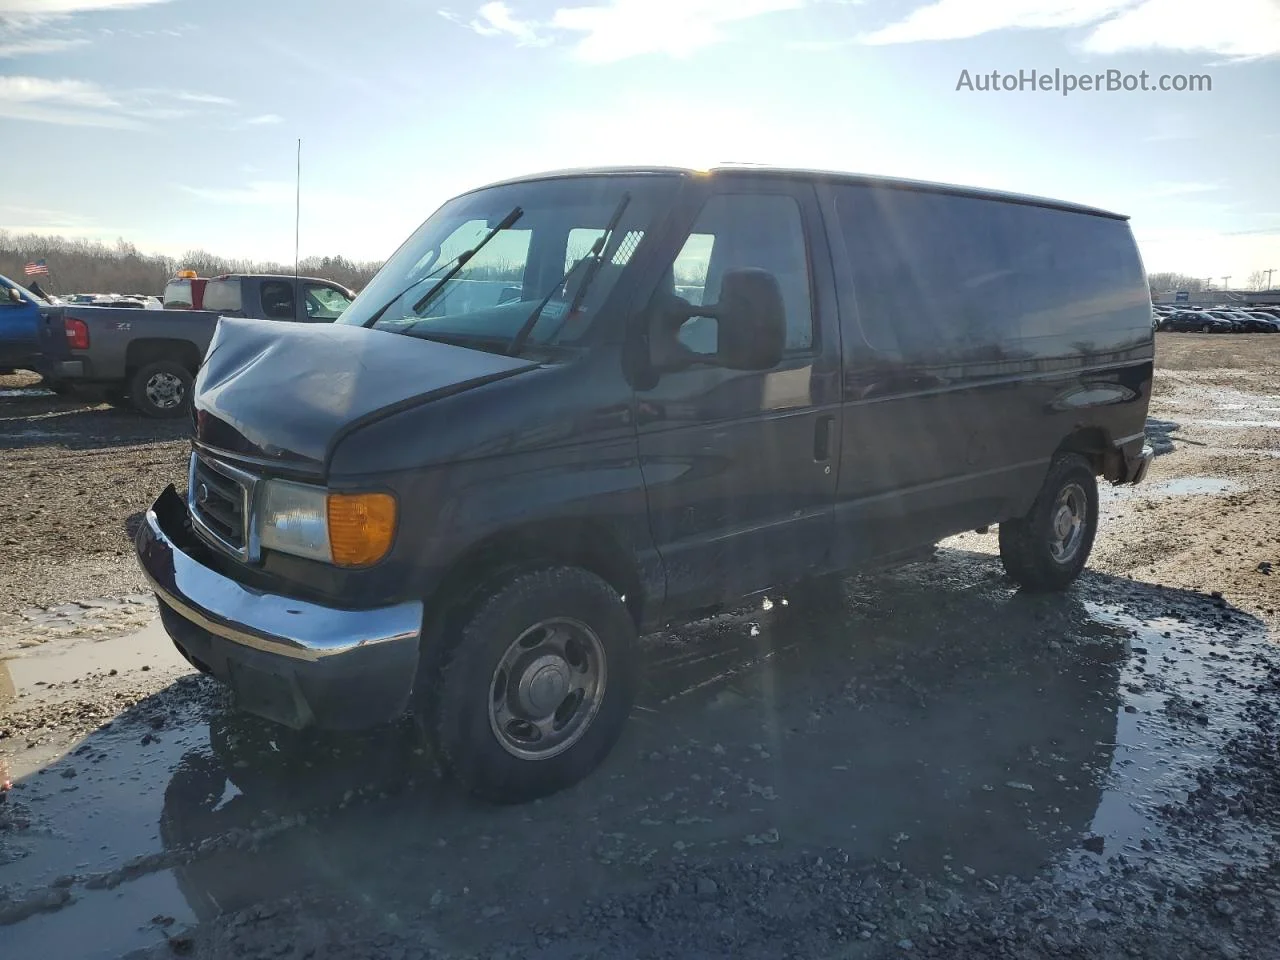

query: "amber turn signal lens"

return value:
[326, 492, 397, 567]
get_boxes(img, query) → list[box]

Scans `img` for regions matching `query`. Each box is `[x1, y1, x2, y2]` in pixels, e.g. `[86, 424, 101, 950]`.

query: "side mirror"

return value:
[704, 268, 786, 371]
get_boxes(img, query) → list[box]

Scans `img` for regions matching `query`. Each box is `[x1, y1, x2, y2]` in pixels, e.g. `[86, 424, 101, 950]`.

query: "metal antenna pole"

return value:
[294, 138, 301, 286]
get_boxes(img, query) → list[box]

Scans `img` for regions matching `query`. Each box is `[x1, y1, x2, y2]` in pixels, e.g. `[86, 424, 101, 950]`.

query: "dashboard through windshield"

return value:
[338, 175, 681, 352]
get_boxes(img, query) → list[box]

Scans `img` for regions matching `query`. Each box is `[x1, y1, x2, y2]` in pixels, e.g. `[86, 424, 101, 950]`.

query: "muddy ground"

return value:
[1, 335, 1278, 960]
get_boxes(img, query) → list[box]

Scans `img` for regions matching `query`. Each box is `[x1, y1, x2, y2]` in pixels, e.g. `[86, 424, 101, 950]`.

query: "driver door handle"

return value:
[814, 415, 834, 462]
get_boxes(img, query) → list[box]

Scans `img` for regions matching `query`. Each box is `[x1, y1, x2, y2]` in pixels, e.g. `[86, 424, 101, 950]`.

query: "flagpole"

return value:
[294, 137, 301, 287]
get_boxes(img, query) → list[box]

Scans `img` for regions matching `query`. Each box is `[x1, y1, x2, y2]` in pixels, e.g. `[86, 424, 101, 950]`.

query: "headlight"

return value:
[257, 480, 397, 568]
[259, 479, 331, 563]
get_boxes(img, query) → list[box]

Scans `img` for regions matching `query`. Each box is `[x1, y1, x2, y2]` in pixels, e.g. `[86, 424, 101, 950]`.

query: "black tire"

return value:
[425, 566, 638, 804]
[998, 454, 1099, 592]
[129, 360, 192, 418]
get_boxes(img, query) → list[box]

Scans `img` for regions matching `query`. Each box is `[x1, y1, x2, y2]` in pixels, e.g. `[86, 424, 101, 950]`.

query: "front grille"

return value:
[188, 452, 253, 558]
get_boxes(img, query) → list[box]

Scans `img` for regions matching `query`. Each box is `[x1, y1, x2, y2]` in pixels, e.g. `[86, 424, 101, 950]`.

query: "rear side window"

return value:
[833, 186, 1144, 362]
[202, 279, 243, 314]
[261, 281, 295, 320]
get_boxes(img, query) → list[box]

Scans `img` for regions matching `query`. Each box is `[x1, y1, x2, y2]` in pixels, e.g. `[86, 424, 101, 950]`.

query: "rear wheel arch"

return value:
[124, 338, 202, 379]
[1054, 427, 1126, 483]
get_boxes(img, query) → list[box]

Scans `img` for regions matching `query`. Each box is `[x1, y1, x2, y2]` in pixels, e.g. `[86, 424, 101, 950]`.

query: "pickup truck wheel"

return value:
[998, 454, 1098, 592]
[130, 361, 192, 418]
[427, 566, 638, 804]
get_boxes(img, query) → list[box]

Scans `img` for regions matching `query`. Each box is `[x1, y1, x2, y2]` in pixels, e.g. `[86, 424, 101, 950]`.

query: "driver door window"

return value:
[669, 194, 813, 356]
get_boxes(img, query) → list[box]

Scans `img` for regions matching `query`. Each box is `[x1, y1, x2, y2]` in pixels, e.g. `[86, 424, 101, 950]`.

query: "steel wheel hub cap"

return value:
[488, 617, 607, 760]
[1049, 483, 1087, 562]
[146, 373, 184, 409]
[519, 655, 571, 716]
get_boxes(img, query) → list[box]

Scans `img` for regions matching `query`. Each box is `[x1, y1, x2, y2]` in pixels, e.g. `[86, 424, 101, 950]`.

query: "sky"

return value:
[1, 0, 1278, 283]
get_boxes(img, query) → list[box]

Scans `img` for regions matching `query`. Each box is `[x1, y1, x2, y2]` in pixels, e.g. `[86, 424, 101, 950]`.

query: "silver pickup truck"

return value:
[39, 274, 354, 417]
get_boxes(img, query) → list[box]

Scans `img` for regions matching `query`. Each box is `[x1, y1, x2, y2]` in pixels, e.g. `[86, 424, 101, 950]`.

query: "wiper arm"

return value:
[361, 205, 523, 328]
[507, 192, 631, 356]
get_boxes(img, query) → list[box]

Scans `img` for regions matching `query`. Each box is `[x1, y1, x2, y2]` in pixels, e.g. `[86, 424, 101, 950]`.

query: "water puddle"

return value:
[0, 388, 54, 398]
[1103, 475, 1243, 500]
[2, 554, 1275, 957]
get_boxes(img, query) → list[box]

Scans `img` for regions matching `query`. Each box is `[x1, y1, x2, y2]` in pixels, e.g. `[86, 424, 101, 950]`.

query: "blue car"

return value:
[0, 273, 45, 374]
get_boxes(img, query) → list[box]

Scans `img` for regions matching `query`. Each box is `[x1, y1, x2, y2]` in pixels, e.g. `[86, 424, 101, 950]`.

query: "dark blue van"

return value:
[136, 166, 1155, 803]
[0, 273, 45, 374]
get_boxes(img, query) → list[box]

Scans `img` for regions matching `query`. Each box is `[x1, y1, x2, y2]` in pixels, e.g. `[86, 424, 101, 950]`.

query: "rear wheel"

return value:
[130, 360, 192, 418]
[424, 566, 638, 803]
[999, 454, 1098, 592]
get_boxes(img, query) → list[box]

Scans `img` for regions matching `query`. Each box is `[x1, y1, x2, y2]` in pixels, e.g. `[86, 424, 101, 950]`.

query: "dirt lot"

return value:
[2, 335, 1279, 960]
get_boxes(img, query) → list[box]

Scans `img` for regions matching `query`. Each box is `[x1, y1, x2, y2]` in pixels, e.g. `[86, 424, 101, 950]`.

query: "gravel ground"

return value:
[2, 334, 1279, 960]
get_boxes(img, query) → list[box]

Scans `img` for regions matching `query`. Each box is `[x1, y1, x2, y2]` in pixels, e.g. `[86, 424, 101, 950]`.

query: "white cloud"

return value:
[470, 1, 545, 44]
[0, 75, 235, 129]
[1082, 0, 1280, 59]
[860, 0, 1280, 58]
[440, 0, 803, 61]
[245, 112, 283, 125]
[172, 90, 235, 105]
[0, 1, 171, 13]
[554, 0, 803, 61]
[862, 0, 1139, 45]
[0, 75, 118, 107]
[0, 35, 89, 56]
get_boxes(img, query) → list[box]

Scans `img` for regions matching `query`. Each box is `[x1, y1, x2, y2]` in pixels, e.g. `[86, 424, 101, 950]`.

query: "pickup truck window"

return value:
[162, 279, 193, 309]
[203, 279, 243, 314]
[261, 280, 295, 320]
[303, 283, 351, 320]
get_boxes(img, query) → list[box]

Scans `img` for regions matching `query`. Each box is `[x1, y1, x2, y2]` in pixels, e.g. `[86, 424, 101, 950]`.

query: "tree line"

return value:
[1150, 271, 1277, 294]
[0, 231, 384, 297]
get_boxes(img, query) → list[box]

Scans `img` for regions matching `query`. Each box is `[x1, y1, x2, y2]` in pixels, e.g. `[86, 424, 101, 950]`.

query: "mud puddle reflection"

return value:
[2, 552, 1274, 958]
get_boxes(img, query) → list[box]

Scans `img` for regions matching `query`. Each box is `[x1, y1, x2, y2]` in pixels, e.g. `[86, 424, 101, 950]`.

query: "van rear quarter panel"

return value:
[823, 182, 1152, 560]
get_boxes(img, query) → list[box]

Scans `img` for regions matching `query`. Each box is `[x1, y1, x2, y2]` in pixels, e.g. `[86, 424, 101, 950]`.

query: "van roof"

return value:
[475, 165, 1129, 221]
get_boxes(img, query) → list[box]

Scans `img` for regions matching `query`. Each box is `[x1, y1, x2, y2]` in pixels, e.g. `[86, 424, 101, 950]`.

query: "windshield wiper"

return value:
[361, 205, 523, 328]
[507, 193, 630, 356]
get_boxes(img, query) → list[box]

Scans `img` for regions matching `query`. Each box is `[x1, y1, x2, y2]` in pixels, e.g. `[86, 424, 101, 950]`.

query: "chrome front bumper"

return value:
[136, 485, 423, 729]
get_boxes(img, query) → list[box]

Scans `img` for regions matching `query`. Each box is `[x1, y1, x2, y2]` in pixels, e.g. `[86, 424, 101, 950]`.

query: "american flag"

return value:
[23, 259, 49, 277]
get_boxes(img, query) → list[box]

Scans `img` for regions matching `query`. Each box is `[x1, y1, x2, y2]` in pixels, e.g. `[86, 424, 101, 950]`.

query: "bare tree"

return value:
[1148, 272, 1205, 293]
[1246, 270, 1268, 291]
[0, 231, 382, 296]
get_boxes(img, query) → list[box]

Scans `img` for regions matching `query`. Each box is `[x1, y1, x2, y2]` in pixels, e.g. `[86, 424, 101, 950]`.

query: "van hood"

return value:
[194, 317, 537, 468]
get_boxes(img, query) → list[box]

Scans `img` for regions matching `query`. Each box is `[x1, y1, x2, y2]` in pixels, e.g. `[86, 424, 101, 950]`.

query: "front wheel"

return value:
[998, 454, 1098, 592]
[424, 566, 638, 804]
[130, 360, 193, 418]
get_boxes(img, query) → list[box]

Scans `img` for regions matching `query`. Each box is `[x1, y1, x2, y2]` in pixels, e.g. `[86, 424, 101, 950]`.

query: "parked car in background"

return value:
[1164, 311, 1232, 333]
[1242, 312, 1280, 332]
[0, 272, 46, 374]
[39, 273, 354, 417]
[135, 165, 1155, 803]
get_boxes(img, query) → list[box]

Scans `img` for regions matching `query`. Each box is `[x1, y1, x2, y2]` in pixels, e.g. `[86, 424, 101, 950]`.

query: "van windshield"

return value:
[338, 175, 680, 351]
